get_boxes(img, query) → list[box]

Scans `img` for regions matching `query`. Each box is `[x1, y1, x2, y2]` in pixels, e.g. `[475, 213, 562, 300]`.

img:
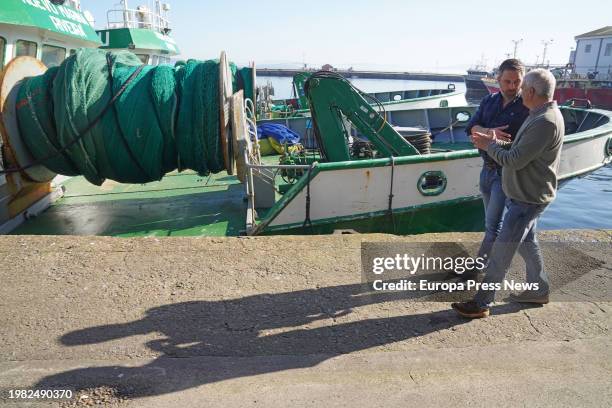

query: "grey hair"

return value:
[523, 69, 556, 100]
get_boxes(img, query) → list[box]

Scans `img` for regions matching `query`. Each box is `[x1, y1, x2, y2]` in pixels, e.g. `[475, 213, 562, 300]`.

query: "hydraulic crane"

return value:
[303, 71, 420, 162]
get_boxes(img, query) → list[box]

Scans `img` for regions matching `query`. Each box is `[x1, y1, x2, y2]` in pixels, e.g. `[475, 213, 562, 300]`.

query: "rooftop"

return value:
[575, 26, 612, 39]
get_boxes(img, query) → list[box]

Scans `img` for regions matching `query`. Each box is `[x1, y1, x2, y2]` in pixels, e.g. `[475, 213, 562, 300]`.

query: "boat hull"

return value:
[378, 90, 467, 111]
[253, 108, 612, 235]
[269, 89, 467, 118]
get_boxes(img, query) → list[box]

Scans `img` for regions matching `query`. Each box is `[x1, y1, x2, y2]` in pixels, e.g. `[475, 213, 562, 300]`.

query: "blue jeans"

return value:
[477, 167, 506, 261]
[474, 199, 550, 307]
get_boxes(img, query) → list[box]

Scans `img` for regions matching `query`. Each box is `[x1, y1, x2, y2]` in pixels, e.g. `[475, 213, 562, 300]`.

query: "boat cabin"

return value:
[0, 0, 100, 69]
[96, 0, 179, 65]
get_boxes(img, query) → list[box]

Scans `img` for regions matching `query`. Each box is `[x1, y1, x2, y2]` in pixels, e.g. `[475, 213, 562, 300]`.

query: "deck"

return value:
[11, 170, 248, 237]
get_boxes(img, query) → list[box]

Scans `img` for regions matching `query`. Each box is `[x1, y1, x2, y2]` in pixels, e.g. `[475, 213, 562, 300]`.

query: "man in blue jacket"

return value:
[464, 59, 529, 277]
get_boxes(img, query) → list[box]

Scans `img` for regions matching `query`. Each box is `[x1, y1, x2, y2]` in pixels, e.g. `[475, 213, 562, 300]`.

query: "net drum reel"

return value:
[0, 51, 254, 184]
[0, 57, 57, 183]
[0, 51, 255, 232]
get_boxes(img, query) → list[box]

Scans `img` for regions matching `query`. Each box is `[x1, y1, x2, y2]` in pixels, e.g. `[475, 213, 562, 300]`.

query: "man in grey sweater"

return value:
[452, 69, 564, 318]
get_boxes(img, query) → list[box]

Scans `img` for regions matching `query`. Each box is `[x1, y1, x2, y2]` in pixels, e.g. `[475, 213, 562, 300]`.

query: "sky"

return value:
[84, 0, 611, 73]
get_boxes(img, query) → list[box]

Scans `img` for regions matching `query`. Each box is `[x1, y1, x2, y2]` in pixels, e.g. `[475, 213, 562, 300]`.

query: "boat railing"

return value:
[106, 8, 171, 34]
[65, 0, 81, 10]
[244, 149, 312, 233]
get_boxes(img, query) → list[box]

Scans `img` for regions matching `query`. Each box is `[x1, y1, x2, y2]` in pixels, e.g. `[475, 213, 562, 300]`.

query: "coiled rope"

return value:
[14, 49, 242, 185]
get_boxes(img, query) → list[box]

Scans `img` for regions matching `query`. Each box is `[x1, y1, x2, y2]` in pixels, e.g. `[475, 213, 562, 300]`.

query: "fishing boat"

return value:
[483, 75, 612, 110]
[0, 0, 183, 232]
[260, 71, 467, 118]
[464, 56, 491, 99]
[0, 0, 100, 69]
[1, 56, 610, 236]
[0, 0, 101, 232]
[97, 0, 180, 65]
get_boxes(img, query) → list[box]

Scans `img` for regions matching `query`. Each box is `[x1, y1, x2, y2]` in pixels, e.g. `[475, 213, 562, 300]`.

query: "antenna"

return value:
[511, 39, 523, 58]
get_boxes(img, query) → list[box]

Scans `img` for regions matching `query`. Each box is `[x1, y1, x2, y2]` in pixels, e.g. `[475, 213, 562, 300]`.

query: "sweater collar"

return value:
[529, 101, 557, 115]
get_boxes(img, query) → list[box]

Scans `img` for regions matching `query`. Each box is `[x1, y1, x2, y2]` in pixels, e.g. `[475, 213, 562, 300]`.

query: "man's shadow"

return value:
[35, 281, 531, 398]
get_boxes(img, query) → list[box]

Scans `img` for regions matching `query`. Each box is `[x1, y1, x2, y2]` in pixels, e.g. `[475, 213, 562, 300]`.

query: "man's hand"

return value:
[489, 125, 512, 142]
[470, 131, 495, 150]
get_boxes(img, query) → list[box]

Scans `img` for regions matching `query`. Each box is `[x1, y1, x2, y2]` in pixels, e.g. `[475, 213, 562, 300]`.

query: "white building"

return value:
[570, 26, 612, 78]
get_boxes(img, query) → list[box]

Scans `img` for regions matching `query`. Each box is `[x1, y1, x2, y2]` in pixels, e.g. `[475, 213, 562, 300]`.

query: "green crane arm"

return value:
[292, 72, 312, 110]
[304, 72, 420, 162]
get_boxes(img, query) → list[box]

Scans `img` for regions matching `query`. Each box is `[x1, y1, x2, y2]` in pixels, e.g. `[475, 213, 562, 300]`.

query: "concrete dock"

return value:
[0, 230, 610, 407]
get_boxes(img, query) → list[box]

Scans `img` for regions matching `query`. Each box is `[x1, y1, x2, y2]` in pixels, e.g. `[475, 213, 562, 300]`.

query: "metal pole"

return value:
[122, 0, 130, 28]
[542, 39, 553, 68]
[511, 39, 523, 58]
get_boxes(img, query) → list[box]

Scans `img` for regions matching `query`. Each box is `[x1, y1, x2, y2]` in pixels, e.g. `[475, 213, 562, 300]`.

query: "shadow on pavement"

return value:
[35, 283, 535, 398]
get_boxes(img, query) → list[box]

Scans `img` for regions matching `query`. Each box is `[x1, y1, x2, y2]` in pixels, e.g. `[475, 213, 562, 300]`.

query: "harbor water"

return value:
[261, 76, 612, 231]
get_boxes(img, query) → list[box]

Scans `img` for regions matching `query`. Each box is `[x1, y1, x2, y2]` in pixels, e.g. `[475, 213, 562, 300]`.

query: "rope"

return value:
[302, 163, 315, 230]
[1, 57, 145, 177]
[387, 156, 396, 233]
[6, 49, 245, 185]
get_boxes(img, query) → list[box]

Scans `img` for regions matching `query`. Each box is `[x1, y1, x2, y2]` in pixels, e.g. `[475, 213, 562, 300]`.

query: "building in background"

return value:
[570, 26, 612, 78]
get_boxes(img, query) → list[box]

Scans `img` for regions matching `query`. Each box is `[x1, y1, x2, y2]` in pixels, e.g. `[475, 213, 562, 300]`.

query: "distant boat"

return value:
[264, 84, 468, 119]
[464, 67, 491, 94]
[482, 76, 612, 110]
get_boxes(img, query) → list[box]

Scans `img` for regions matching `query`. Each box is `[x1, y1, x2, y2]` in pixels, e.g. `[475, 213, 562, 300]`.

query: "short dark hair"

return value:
[497, 59, 525, 76]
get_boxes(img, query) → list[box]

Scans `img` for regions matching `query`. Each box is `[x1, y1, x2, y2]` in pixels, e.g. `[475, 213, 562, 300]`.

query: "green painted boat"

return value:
[97, 0, 180, 65]
[0, 0, 179, 70]
[4, 102, 611, 236]
[0, 14, 610, 237]
[0, 0, 100, 69]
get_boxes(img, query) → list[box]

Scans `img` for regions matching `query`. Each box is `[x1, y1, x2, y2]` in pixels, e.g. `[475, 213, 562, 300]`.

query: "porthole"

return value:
[417, 171, 447, 196]
[455, 111, 471, 122]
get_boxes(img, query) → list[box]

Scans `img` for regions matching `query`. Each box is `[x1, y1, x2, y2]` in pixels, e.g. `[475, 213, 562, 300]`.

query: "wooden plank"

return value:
[218, 51, 234, 174]
[230, 90, 252, 183]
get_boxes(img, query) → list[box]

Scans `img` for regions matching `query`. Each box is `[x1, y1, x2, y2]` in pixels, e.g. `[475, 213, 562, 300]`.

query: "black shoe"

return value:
[508, 291, 549, 305]
[451, 301, 490, 318]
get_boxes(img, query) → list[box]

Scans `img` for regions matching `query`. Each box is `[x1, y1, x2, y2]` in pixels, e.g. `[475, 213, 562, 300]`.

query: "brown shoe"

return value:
[451, 301, 490, 318]
[508, 291, 549, 305]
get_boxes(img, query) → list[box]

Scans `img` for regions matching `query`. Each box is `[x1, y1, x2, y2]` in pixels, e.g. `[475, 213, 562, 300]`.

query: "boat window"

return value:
[41, 45, 67, 68]
[135, 54, 150, 64]
[417, 171, 447, 196]
[151, 55, 159, 65]
[15, 40, 38, 58]
[0, 37, 5, 68]
[584, 44, 592, 53]
[604, 43, 612, 57]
